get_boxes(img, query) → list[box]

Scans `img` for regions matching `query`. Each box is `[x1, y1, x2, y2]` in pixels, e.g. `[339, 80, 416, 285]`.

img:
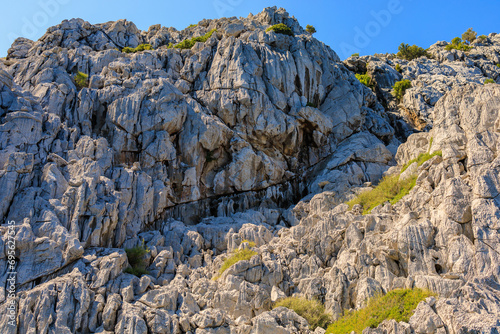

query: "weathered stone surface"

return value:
[1, 7, 500, 334]
[251, 307, 311, 334]
[15, 270, 93, 334]
[409, 301, 444, 334]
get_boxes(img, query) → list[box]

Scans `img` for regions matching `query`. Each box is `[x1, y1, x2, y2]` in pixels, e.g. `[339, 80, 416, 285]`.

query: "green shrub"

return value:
[274, 297, 331, 330]
[451, 37, 462, 45]
[392, 79, 411, 101]
[266, 23, 294, 36]
[485, 78, 496, 84]
[445, 43, 472, 52]
[401, 150, 442, 173]
[122, 44, 153, 53]
[497, 64, 500, 68]
[174, 40, 195, 50]
[396, 43, 428, 61]
[306, 25, 317, 34]
[478, 35, 488, 41]
[462, 28, 477, 44]
[347, 174, 417, 214]
[306, 102, 318, 108]
[355, 73, 373, 89]
[74, 71, 88, 90]
[187, 23, 197, 29]
[216, 248, 257, 279]
[136, 44, 153, 52]
[445, 37, 472, 52]
[351, 53, 360, 57]
[395, 63, 402, 73]
[174, 29, 217, 49]
[125, 240, 150, 277]
[326, 289, 436, 334]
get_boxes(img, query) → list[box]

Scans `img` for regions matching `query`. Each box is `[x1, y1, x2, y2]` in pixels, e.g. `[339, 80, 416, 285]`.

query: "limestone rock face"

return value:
[344, 34, 500, 134]
[1, 6, 500, 334]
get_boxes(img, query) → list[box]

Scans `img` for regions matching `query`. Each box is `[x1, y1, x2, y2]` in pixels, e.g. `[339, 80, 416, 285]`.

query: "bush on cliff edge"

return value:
[266, 23, 294, 36]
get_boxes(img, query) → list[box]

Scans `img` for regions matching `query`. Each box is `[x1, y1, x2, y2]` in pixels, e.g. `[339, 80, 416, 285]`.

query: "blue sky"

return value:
[1, 0, 499, 59]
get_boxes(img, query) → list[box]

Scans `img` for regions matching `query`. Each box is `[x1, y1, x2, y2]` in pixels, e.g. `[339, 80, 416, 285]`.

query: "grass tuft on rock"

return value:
[122, 43, 153, 53]
[174, 29, 217, 49]
[347, 174, 417, 214]
[125, 240, 150, 277]
[215, 248, 257, 279]
[74, 71, 88, 90]
[485, 78, 496, 85]
[347, 135, 441, 214]
[274, 297, 331, 330]
[241, 239, 256, 248]
[326, 289, 436, 334]
[401, 150, 442, 173]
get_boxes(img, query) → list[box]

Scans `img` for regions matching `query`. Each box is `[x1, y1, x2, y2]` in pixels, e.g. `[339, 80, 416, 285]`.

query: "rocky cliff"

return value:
[0, 6, 499, 334]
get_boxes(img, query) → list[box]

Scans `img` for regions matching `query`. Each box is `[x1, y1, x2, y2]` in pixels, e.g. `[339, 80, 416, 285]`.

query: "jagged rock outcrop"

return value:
[1, 6, 500, 334]
[343, 33, 500, 134]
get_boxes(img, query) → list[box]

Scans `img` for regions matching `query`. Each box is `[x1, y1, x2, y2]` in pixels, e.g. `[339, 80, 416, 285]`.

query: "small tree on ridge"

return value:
[306, 25, 317, 35]
[462, 28, 477, 45]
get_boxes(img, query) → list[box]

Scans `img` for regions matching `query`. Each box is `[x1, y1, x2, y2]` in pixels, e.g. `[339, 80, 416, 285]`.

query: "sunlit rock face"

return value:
[1, 6, 500, 334]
